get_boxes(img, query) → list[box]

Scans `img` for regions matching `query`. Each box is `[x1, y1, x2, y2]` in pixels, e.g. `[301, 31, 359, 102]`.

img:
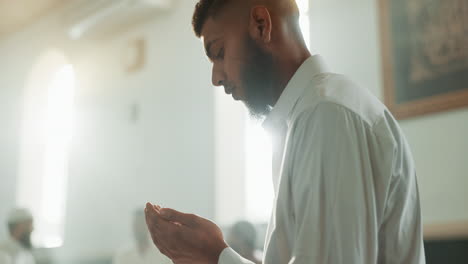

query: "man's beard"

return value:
[19, 233, 32, 249]
[240, 36, 276, 119]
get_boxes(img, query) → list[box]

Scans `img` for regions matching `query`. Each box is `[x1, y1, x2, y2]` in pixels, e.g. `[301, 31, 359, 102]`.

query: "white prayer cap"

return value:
[7, 208, 33, 224]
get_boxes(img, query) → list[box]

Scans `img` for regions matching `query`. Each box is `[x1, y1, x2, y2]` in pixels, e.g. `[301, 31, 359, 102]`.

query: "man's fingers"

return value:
[146, 202, 159, 214]
[145, 204, 176, 258]
[160, 208, 198, 227]
[145, 204, 171, 247]
[145, 203, 165, 227]
[145, 203, 201, 260]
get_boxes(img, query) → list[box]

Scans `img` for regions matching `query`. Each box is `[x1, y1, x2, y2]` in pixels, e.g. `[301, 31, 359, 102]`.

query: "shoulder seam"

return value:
[293, 100, 384, 130]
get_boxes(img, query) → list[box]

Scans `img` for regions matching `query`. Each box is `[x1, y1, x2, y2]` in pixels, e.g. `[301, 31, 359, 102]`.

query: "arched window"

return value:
[17, 50, 75, 248]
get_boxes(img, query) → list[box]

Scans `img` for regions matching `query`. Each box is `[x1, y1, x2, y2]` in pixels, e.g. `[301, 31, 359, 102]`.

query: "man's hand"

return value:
[144, 203, 228, 264]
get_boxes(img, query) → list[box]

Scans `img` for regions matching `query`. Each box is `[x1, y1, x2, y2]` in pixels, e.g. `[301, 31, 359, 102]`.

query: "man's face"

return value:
[201, 16, 276, 118]
[15, 220, 33, 249]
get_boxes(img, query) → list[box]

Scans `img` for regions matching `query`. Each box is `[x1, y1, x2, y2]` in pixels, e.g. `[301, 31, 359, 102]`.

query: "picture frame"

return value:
[379, 0, 468, 119]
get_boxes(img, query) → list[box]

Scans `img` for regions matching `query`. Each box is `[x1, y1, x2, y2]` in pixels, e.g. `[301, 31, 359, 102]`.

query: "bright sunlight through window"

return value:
[245, 0, 310, 223]
[245, 118, 273, 223]
[18, 59, 75, 248]
[41, 64, 75, 247]
[298, 0, 310, 49]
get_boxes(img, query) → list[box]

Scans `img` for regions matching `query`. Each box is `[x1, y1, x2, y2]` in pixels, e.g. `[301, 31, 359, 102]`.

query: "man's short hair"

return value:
[192, 0, 231, 38]
[7, 208, 33, 235]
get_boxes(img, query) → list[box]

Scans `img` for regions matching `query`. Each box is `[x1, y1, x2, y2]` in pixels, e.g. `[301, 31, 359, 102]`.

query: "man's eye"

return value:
[216, 48, 225, 59]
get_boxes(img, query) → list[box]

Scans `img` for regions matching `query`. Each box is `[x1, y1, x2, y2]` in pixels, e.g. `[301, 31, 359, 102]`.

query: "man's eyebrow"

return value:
[204, 38, 221, 60]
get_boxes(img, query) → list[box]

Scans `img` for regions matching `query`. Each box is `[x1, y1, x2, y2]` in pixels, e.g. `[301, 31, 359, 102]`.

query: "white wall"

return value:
[308, 0, 468, 223]
[0, 0, 216, 261]
[0, 46, 22, 241]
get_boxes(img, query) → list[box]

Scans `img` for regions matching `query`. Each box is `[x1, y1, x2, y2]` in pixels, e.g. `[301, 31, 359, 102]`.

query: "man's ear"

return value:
[248, 6, 272, 43]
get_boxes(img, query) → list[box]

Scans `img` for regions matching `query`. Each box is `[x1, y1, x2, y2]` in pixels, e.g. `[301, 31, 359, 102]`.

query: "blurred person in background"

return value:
[144, 0, 425, 263]
[113, 209, 171, 264]
[0, 208, 35, 264]
[226, 221, 262, 264]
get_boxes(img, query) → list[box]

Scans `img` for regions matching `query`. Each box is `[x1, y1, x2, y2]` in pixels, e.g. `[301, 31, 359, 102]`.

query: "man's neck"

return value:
[271, 44, 311, 106]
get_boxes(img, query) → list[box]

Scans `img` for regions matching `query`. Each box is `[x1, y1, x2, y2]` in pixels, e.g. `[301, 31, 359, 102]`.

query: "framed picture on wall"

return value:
[424, 221, 468, 263]
[379, 0, 468, 119]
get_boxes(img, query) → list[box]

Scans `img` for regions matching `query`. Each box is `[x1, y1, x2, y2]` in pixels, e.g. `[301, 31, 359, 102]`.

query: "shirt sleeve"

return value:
[286, 102, 391, 263]
[218, 247, 254, 264]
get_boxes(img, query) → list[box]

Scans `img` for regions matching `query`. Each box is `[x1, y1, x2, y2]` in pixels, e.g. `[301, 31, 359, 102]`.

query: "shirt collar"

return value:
[263, 55, 329, 131]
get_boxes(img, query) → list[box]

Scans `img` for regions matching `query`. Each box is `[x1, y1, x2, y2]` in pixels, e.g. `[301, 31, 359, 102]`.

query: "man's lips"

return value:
[224, 86, 233, 95]
[224, 86, 241, 100]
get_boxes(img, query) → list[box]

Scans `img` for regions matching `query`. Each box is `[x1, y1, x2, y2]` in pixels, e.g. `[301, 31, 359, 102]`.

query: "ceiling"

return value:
[0, 0, 69, 38]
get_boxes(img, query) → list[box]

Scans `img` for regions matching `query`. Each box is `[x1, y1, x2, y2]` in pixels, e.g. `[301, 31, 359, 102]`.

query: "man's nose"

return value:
[212, 65, 225, 87]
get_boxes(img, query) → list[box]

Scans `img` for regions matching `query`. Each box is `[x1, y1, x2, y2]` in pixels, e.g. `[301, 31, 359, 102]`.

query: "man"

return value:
[0, 208, 35, 264]
[226, 221, 262, 264]
[113, 209, 171, 264]
[145, 0, 426, 263]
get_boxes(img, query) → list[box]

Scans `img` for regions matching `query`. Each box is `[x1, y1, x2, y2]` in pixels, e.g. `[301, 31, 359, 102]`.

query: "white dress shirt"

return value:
[113, 244, 171, 264]
[0, 238, 35, 264]
[219, 55, 425, 264]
